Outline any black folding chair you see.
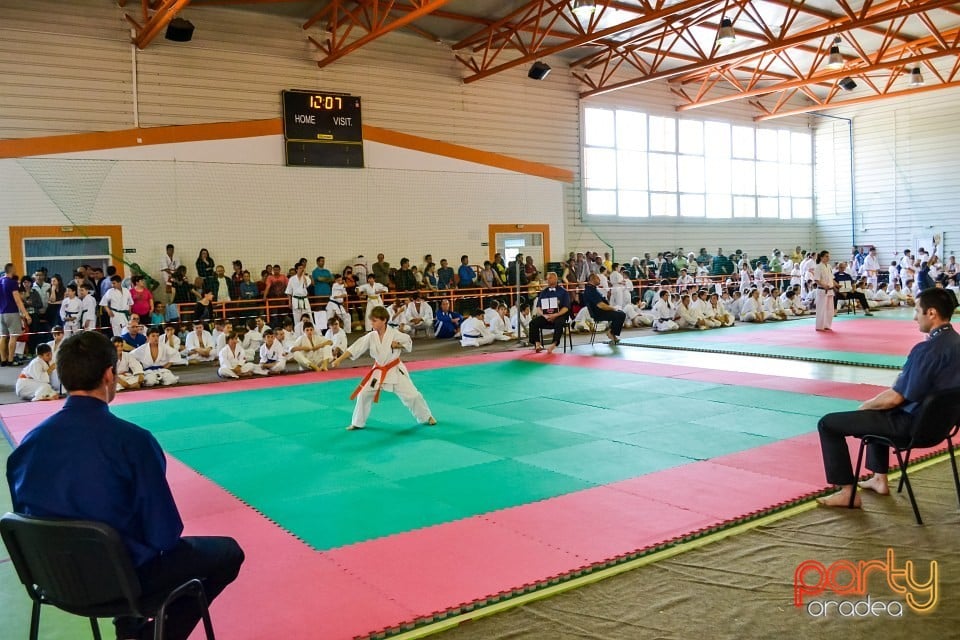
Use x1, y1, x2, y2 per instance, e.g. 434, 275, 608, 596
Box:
849, 387, 960, 524
0, 513, 215, 640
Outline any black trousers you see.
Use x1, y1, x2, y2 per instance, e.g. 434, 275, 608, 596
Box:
115, 536, 244, 640
817, 409, 914, 486
529, 313, 568, 346
834, 291, 870, 311
592, 308, 626, 336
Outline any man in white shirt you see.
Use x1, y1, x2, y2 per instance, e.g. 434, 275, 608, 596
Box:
100, 276, 133, 336
862, 246, 881, 291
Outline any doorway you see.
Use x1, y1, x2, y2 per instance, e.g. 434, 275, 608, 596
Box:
488, 224, 552, 275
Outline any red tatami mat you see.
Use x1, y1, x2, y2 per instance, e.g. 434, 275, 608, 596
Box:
2, 353, 936, 640
696, 317, 918, 355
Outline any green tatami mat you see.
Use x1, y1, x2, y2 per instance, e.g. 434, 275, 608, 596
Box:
619, 335, 905, 368
109, 360, 860, 550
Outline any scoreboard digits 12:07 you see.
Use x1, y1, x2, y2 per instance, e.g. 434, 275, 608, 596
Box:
281, 90, 364, 168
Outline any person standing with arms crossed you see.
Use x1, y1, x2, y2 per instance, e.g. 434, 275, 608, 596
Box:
814, 250, 836, 332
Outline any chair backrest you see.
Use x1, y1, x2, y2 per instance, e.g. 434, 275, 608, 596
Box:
909, 387, 960, 449
0, 513, 142, 616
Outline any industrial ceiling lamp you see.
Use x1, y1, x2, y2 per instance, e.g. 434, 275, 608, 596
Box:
716, 18, 735, 47
528, 61, 551, 80
572, 0, 597, 19
838, 77, 857, 91
826, 37, 843, 70
909, 66, 925, 87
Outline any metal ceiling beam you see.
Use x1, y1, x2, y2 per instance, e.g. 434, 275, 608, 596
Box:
679, 40, 960, 111
578, 0, 957, 98
454, 0, 719, 84
753, 77, 960, 121
126, 0, 193, 49
306, 0, 452, 68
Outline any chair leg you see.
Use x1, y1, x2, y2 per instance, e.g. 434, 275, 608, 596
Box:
897, 449, 913, 493
893, 449, 923, 525
850, 440, 866, 508
196, 587, 216, 640
29, 601, 40, 640
948, 438, 960, 509
90, 617, 102, 640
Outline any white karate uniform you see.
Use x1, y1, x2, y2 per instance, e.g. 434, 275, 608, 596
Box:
651, 299, 678, 332
488, 313, 515, 340
677, 303, 705, 329
15, 357, 58, 401
623, 302, 653, 327
324, 328, 348, 357
218, 343, 266, 378
815, 262, 836, 330
185, 330, 216, 362
132, 344, 180, 386
258, 340, 289, 374
115, 351, 145, 391
608, 270, 629, 309
386, 305, 408, 333
292, 334, 332, 370
710, 300, 734, 326
404, 301, 435, 337
241, 329, 263, 362
100, 288, 133, 336
799, 258, 815, 295
899, 255, 915, 287
357, 282, 388, 331
59, 297, 82, 335
740, 296, 764, 322
78, 294, 97, 331
346, 327, 432, 429
460, 316, 495, 347
762, 295, 785, 320
862, 254, 880, 290
509, 306, 531, 337
286, 274, 312, 316
326, 282, 351, 332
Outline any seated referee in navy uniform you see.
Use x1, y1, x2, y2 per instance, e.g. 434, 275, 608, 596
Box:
582, 273, 627, 344
6, 331, 244, 640
529, 272, 571, 354
817, 287, 960, 508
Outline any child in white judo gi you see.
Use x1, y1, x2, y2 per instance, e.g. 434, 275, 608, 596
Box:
15, 344, 58, 401
331, 305, 436, 432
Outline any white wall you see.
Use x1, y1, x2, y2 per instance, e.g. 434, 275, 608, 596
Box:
814, 86, 960, 264
0, 136, 564, 280
1, 0, 824, 269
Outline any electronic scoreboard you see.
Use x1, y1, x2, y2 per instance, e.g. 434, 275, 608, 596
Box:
281, 90, 364, 168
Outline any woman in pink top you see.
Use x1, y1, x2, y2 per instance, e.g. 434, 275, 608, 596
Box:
130, 275, 153, 318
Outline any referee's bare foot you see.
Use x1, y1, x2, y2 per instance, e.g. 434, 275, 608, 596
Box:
817, 488, 861, 508
426, 417, 437, 426
534, 343, 543, 353
546, 344, 557, 354
858, 475, 890, 495
346, 424, 365, 431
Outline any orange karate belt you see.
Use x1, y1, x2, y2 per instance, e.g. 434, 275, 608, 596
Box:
350, 357, 401, 403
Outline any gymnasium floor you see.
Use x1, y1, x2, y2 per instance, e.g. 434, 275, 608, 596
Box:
3, 308, 958, 639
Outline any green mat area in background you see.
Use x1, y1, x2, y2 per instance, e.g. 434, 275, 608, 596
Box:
109, 360, 859, 550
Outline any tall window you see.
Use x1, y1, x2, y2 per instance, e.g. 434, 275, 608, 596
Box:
582, 107, 814, 219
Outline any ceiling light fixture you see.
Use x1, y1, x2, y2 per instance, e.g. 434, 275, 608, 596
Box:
716, 18, 735, 47
528, 61, 551, 80
838, 77, 857, 91
572, 0, 597, 19
164, 17, 194, 42
826, 36, 843, 70
909, 66, 924, 87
